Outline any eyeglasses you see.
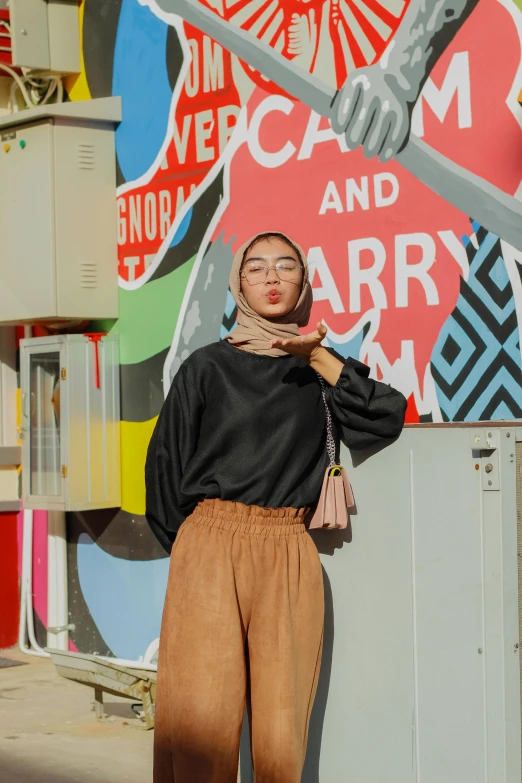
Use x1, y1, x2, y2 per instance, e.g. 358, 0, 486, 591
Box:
241, 259, 304, 286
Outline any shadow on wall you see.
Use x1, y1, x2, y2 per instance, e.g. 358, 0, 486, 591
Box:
302, 567, 335, 783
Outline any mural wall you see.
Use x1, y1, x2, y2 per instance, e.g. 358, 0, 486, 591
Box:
31, 0, 522, 659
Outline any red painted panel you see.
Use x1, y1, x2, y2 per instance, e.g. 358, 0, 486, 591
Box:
0, 513, 20, 648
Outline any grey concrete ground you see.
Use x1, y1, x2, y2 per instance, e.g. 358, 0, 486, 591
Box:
0, 648, 153, 783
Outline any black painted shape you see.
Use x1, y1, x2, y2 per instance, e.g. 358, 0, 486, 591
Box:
474, 235, 512, 309
441, 333, 461, 366
149, 170, 224, 282
33, 607, 47, 651
166, 24, 184, 92
481, 384, 522, 420
83, 0, 123, 99
67, 514, 115, 656
69, 509, 168, 561
115, 152, 126, 188
120, 348, 169, 423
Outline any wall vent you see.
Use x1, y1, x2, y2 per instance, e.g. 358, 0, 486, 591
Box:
80, 263, 97, 289
77, 144, 95, 170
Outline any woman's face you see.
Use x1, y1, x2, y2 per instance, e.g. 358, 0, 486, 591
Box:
239, 237, 303, 318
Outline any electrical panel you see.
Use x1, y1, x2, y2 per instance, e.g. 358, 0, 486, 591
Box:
20, 333, 121, 512
9, 0, 80, 73
0, 98, 121, 324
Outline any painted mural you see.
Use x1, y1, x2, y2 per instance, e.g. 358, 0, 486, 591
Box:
35, 0, 522, 659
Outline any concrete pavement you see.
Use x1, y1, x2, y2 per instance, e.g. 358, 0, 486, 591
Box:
0, 648, 153, 783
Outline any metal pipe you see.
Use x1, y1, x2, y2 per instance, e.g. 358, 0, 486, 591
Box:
19, 508, 49, 658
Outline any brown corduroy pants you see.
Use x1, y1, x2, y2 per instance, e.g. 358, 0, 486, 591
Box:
154, 498, 325, 783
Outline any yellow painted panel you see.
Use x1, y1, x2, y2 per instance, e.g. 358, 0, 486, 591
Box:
120, 417, 157, 515
64, 2, 92, 102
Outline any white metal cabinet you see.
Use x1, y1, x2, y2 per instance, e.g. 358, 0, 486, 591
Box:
238, 425, 521, 783
20, 334, 121, 511
0, 98, 121, 324
0, 119, 56, 322
10, 0, 80, 73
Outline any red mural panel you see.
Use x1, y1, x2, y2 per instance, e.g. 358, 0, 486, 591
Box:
117, 23, 241, 282
0, 513, 20, 648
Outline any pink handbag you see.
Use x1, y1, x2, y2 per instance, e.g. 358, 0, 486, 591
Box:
308, 372, 355, 530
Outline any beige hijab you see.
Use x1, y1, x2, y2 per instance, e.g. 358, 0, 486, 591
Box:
224, 231, 314, 357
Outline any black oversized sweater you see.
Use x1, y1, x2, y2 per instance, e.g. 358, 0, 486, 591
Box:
145, 339, 407, 554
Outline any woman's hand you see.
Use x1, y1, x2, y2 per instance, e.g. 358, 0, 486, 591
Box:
270, 321, 327, 362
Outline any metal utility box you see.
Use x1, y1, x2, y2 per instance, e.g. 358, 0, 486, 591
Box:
9, 0, 80, 73
20, 333, 121, 512
0, 98, 121, 324
239, 424, 522, 783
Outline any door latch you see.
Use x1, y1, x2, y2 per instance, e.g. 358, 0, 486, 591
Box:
470, 429, 500, 491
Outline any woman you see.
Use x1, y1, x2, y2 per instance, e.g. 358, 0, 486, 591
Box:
145, 231, 407, 783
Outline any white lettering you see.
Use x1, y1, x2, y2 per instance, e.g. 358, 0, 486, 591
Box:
297, 111, 349, 160
248, 95, 296, 169
195, 109, 215, 162
117, 197, 126, 245
319, 181, 344, 215
123, 256, 140, 282
185, 39, 199, 97
374, 172, 399, 208
318, 173, 399, 214
346, 177, 370, 212
159, 190, 172, 239
437, 229, 469, 280
129, 196, 142, 243
218, 105, 240, 153
348, 238, 388, 312
395, 232, 439, 307
203, 35, 224, 92
412, 51, 472, 137
307, 246, 345, 313
144, 192, 156, 241
173, 114, 192, 165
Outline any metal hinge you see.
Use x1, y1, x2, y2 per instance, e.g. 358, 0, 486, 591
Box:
61, 367, 67, 380
61, 465, 68, 478
469, 429, 501, 491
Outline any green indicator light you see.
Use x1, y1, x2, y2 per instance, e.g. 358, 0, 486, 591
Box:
19, 140, 26, 149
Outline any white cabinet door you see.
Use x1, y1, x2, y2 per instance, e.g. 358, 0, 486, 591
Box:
21, 342, 65, 509
0, 120, 55, 321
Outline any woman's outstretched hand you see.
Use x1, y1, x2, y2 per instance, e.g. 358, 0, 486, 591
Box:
270, 322, 327, 362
